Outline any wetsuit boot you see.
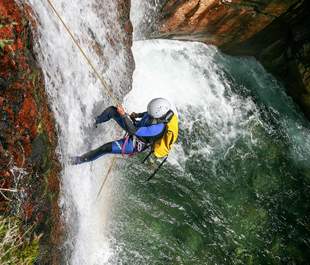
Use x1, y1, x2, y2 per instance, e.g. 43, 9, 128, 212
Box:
70, 142, 113, 165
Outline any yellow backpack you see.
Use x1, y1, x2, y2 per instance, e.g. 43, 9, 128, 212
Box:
153, 114, 179, 158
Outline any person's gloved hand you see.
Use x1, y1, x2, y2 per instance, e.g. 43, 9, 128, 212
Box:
116, 105, 126, 116
130, 112, 138, 119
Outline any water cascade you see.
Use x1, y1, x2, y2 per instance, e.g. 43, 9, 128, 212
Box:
25, 0, 131, 264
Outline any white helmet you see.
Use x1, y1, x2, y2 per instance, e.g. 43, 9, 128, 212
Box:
147, 98, 171, 118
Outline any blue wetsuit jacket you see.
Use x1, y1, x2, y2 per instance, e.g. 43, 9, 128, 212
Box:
109, 111, 166, 154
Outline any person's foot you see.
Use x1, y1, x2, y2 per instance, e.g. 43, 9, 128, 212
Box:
70, 156, 87, 165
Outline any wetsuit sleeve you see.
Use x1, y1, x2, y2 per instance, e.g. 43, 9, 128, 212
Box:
130, 111, 146, 120
122, 114, 138, 134
135, 123, 165, 138
136, 112, 146, 118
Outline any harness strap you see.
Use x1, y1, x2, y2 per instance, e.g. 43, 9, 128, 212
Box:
121, 135, 130, 157
121, 135, 148, 157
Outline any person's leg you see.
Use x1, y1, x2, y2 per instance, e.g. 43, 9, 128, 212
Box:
71, 138, 145, 165
71, 142, 113, 164
95, 106, 126, 130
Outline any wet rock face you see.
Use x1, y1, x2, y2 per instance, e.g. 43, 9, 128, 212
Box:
86, 0, 134, 99
157, 0, 297, 46
0, 0, 61, 263
220, 0, 310, 119
156, 0, 310, 119
115, 0, 135, 96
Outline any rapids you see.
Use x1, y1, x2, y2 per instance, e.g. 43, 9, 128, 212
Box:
112, 39, 310, 264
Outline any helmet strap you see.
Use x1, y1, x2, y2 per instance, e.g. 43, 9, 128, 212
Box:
157, 110, 174, 123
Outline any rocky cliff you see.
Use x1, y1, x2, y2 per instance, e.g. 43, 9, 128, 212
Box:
0, 1, 61, 263
154, 0, 310, 119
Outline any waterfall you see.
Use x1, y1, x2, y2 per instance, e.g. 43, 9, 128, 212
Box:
25, 1, 131, 264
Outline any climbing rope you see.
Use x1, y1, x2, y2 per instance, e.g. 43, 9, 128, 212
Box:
46, 0, 119, 105
96, 157, 117, 199
46, 0, 119, 196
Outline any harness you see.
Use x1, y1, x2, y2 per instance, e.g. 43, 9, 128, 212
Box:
121, 134, 147, 157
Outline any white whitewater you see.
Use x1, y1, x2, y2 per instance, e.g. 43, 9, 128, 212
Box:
25, 1, 129, 264
125, 40, 258, 167
118, 42, 310, 265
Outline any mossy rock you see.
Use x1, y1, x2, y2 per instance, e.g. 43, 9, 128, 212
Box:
0, 216, 40, 264
0, 39, 13, 53
30, 132, 51, 174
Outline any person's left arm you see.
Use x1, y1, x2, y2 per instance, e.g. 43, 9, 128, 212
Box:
117, 105, 138, 134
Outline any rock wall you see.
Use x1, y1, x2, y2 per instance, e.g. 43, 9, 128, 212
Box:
154, 0, 310, 119
0, 1, 61, 264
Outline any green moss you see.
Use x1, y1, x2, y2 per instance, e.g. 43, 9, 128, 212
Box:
0, 216, 40, 265
36, 121, 44, 134
0, 21, 17, 29
19, 239, 40, 264
0, 39, 13, 54
28, 69, 40, 89
28, 70, 42, 107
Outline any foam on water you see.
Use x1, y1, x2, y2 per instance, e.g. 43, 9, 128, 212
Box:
115, 39, 310, 264
124, 40, 258, 166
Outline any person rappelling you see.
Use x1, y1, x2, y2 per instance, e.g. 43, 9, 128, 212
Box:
70, 98, 178, 167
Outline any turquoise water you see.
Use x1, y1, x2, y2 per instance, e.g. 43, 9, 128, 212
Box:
110, 41, 310, 265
